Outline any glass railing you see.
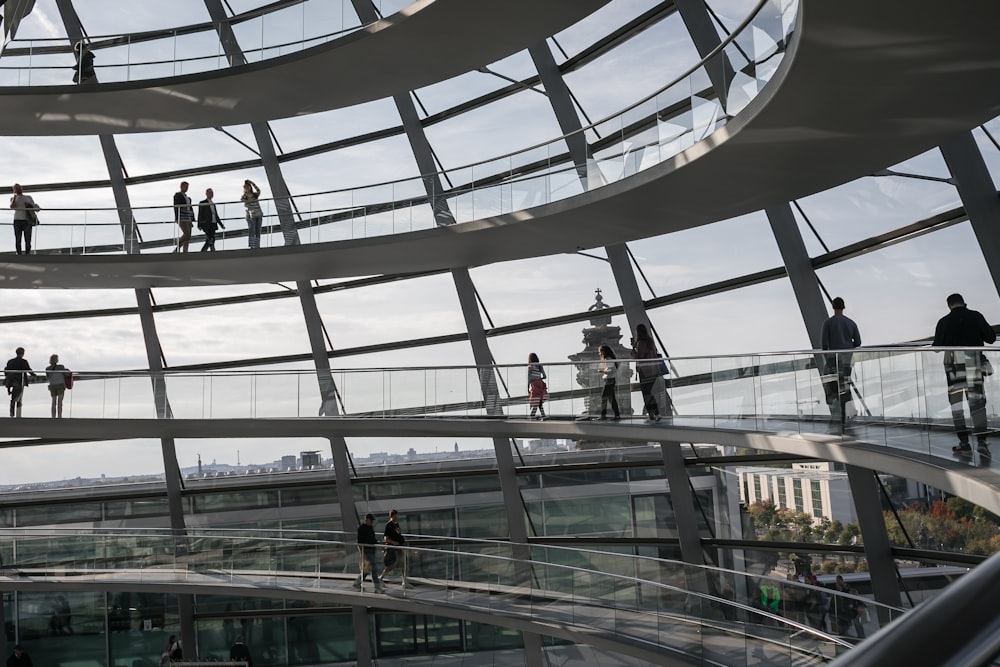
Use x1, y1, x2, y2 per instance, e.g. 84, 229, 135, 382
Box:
0, 527, 859, 661
6, 346, 998, 467
0, 0, 410, 86
407, 533, 907, 635
2, 0, 798, 256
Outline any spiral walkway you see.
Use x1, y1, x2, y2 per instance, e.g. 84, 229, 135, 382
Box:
0, 0, 998, 288
0, 0, 608, 136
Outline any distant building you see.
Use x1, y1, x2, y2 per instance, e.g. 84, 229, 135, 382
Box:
736, 462, 857, 525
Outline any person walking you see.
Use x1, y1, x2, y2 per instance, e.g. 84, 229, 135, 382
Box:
173, 181, 194, 253
933, 293, 996, 458
46, 353, 71, 418
71, 41, 96, 83
598, 344, 621, 420
197, 187, 225, 252
229, 635, 253, 667
241, 180, 263, 249
354, 513, 382, 592
631, 324, 663, 422
4, 346, 36, 418
527, 352, 548, 420
821, 296, 862, 429
10, 183, 38, 255
379, 509, 406, 586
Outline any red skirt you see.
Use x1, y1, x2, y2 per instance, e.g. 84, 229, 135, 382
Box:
528, 379, 549, 407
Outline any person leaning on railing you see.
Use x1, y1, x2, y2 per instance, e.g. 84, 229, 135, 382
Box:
9, 183, 38, 255
72, 41, 96, 84
4, 346, 36, 418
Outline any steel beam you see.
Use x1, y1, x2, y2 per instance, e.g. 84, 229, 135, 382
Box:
845, 465, 902, 614
940, 131, 1000, 299
674, 0, 734, 107
766, 203, 827, 348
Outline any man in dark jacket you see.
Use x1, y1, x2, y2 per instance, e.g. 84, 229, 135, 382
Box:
7, 645, 33, 667
933, 293, 996, 457
353, 513, 382, 592
229, 635, 252, 667
197, 188, 225, 252
4, 346, 35, 418
821, 296, 862, 428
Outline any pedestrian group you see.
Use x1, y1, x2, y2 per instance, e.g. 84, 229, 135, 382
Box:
173, 179, 264, 253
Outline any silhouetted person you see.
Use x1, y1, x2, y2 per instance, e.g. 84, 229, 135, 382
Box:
527, 352, 547, 420
173, 181, 194, 253
241, 180, 263, 249
72, 41, 95, 83
934, 293, 996, 458
7, 645, 32, 667
4, 346, 36, 418
9, 183, 37, 255
46, 353, 70, 418
354, 513, 382, 592
821, 296, 862, 429
631, 323, 664, 422
599, 345, 621, 420
229, 635, 252, 667
379, 509, 406, 585
197, 187, 225, 251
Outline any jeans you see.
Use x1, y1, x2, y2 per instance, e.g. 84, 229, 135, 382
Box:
247, 213, 263, 249
639, 375, 659, 419
356, 550, 380, 589
949, 383, 988, 445
13, 219, 31, 254
823, 358, 854, 424
600, 381, 620, 418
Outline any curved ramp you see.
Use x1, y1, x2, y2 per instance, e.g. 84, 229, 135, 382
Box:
0, 0, 607, 136
1, 0, 998, 287
4, 415, 1000, 515
0, 565, 837, 667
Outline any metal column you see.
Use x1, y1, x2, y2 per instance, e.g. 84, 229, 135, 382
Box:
845, 465, 902, 613
940, 131, 1000, 299
766, 203, 828, 348
674, 0, 734, 107
661, 442, 705, 565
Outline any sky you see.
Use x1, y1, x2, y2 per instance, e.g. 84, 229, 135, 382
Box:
0, 0, 998, 484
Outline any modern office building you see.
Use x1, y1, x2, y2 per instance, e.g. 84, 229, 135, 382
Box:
1, 1, 1000, 666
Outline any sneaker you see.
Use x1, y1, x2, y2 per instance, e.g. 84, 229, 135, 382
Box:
653, 414, 662, 422
352, 582, 362, 590
613, 415, 621, 421
978, 445, 991, 459
953, 443, 973, 456
599, 415, 608, 421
